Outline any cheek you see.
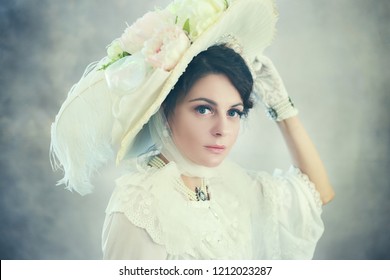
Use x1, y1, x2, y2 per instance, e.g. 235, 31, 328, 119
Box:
229, 122, 241, 145
172, 115, 206, 145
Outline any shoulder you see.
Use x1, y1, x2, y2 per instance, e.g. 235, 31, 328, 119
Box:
104, 163, 183, 247
105, 162, 175, 214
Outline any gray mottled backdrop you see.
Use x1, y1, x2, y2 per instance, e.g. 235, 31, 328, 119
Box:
1, 0, 389, 259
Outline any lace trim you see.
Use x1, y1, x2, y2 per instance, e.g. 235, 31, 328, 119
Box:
252, 171, 282, 259
111, 171, 165, 246
148, 155, 210, 202
105, 161, 323, 259
267, 166, 324, 259
106, 163, 252, 259
289, 166, 323, 211
250, 165, 324, 259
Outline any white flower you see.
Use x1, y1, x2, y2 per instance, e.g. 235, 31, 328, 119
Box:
142, 25, 191, 71
106, 39, 124, 60
120, 10, 176, 55
105, 53, 149, 92
169, 0, 229, 40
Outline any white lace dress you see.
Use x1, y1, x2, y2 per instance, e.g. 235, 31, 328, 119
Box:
102, 159, 324, 259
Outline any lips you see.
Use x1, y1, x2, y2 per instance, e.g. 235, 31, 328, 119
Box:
205, 145, 226, 154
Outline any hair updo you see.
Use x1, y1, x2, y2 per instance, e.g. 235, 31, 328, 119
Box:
163, 44, 254, 119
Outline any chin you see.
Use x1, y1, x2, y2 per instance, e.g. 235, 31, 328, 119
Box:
197, 156, 225, 168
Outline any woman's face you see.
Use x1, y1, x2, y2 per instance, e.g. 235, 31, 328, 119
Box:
168, 74, 244, 167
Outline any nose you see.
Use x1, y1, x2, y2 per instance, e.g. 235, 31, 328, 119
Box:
211, 115, 230, 137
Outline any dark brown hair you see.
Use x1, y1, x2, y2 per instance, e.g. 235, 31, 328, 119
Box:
163, 44, 254, 118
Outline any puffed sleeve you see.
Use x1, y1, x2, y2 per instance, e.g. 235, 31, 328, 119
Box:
102, 212, 167, 260
249, 166, 324, 259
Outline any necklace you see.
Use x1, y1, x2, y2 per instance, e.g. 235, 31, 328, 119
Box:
148, 155, 210, 201
175, 177, 210, 201
148, 155, 166, 169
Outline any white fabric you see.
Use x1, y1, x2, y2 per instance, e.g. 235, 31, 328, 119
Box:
253, 56, 290, 108
253, 56, 298, 121
102, 159, 324, 259
102, 213, 167, 259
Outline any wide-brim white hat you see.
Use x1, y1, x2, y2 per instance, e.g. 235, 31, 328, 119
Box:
50, 0, 277, 195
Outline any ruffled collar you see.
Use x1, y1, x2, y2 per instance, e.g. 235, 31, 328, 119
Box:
106, 160, 254, 259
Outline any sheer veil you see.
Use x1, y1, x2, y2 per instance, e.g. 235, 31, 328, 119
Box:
148, 108, 218, 178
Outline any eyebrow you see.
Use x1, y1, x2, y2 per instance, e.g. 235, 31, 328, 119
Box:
188, 97, 243, 108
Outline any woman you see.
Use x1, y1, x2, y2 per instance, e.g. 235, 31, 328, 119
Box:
51, 0, 334, 259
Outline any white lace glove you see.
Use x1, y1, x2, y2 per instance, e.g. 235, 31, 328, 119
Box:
253, 56, 298, 121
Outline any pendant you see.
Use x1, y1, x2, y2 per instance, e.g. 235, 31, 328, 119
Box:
195, 187, 208, 201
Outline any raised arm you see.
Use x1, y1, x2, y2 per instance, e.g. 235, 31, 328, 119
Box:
277, 116, 334, 204
253, 56, 334, 205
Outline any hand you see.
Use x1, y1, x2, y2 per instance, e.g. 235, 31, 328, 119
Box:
253, 56, 298, 121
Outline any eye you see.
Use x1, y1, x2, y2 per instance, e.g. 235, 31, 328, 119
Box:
195, 105, 212, 115
227, 109, 244, 118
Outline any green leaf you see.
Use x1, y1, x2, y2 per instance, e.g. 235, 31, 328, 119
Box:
183, 18, 190, 35
224, 0, 229, 8
98, 61, 114, 71
98, 52, 130, 71
119, 51, 130, 59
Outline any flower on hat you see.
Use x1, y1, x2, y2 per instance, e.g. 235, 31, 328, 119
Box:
169, 0, 229, 40
107, 39, 127, 60
101, 0, 230, 73
142, 25, 191, 71
120, 10, 176, 55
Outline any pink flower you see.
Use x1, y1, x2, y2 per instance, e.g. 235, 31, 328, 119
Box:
142, 25, 191, 71
120, 10, 175, 55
